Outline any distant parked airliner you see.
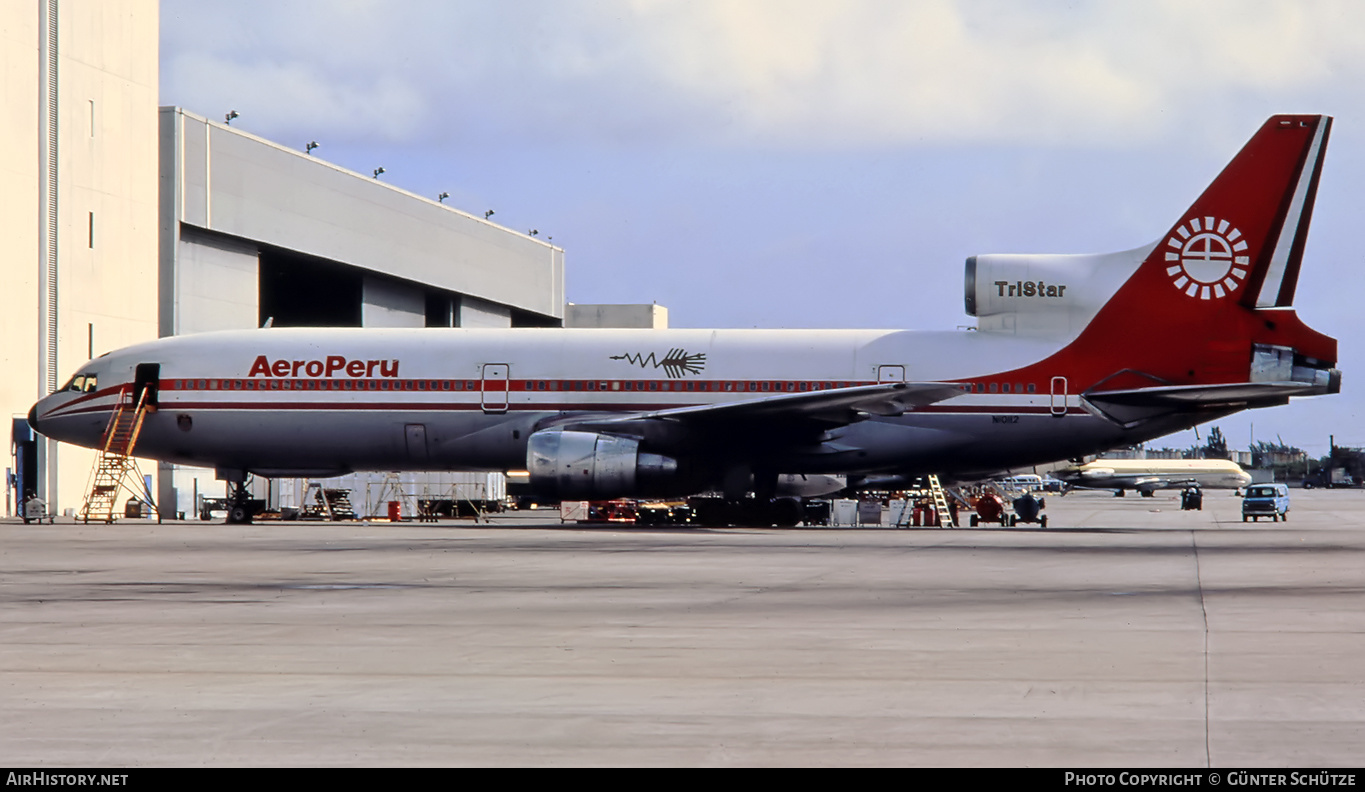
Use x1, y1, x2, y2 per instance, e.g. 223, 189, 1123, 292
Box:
1057, 458, 1253, 496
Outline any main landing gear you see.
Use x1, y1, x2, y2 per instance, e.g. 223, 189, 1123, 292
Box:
688, 496, 804, 527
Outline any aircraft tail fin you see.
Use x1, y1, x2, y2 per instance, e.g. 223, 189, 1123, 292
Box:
1005, 115, 1339, 408
1166, 115, 1330, 309
1099, 114, 1332, 323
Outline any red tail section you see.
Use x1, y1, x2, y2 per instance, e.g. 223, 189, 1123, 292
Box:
1011, 115, 1338, 398
1162, 114, 1330, 310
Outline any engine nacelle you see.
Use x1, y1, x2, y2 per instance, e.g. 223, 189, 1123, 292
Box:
775, 474, 846, 498
964, 246, 1151, 336
527, 430, 681, 500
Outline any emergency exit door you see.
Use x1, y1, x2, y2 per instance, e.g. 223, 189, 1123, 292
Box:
481, 364, 509, 413
1050, 376, 1068, 417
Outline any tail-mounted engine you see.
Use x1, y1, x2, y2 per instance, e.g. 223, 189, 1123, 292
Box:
527, 430, 682, 500
964, 248, 1149, 336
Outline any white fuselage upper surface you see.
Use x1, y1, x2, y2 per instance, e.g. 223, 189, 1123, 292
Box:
117, 325, 1065, 389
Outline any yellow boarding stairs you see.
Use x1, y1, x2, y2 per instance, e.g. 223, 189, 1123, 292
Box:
80, 386, 159, 523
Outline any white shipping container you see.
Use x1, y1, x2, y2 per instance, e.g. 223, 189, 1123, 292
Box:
275, 471, 509, 518
831, 499, 858, 526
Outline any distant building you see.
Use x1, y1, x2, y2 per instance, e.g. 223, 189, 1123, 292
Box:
566, 303, 669, 329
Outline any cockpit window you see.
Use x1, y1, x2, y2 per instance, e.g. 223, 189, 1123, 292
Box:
62, 374, 97, 393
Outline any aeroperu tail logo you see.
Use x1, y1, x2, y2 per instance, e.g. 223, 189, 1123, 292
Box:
610, 348, 707, 378
1165, 216, 1249, 300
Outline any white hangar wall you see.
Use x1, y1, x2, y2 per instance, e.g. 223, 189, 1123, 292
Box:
1, 0, 160, 517
159, 107, 565, 336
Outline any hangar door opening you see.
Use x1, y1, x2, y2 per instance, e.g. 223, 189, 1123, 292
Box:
258, 248, 363, 328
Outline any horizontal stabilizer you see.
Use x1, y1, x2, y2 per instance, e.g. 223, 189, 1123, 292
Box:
1084, 376, 1340, 428
1089, 378, 1338, 407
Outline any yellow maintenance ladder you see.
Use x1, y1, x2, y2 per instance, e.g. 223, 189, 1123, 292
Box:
927, 474, 957, 528
80, 386, 158, 523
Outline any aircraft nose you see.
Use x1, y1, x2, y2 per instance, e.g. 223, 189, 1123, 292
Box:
28, 403, 41, 435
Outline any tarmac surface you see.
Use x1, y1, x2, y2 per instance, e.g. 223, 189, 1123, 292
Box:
2, 488, 1364, 766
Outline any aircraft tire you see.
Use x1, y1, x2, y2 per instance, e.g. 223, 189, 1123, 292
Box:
1040, 515, 1048, 528
228, 505, 251, 524
769, 498, 802, 528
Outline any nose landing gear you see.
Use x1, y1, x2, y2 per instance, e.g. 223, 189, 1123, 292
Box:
224, 479, 263, 524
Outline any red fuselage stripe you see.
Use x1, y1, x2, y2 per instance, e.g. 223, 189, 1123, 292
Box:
41, 377, 1087, 420
160, 376, 1053, 398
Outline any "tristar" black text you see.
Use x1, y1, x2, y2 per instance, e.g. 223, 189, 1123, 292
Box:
996, 280, 1067, 298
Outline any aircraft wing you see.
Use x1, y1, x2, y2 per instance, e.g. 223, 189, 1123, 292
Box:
566, 381, 965, 429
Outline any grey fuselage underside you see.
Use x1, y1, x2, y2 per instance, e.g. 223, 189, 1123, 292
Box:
128, 406, 1209, 481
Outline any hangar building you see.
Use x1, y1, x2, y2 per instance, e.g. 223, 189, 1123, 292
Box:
156, 108, 564, 517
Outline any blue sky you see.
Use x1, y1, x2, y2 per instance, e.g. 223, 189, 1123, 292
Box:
159, 0, 1364, 455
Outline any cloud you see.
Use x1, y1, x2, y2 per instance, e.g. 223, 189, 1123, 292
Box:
160, 0, 1365, 149
627, 0, 1362, 147
166, 52, 426, 142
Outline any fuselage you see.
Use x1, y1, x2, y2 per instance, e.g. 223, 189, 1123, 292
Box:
30, 325, 1192, 487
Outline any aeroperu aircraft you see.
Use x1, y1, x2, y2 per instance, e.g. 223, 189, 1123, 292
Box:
31, 115, 1341, 523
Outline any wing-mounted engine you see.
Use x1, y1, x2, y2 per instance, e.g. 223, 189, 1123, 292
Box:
964, 246, 1152, 337
527, 429, 690, 500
